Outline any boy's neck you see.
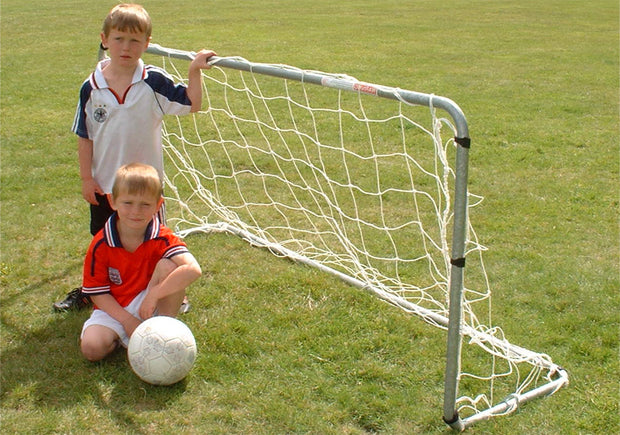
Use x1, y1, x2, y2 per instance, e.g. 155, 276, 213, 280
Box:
101, 61, 139, 98
102, 60, 138, 80
116, 220, 148, 252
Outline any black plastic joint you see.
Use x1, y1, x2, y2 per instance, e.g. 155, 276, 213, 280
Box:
450, 257, 466, 268
443, 412, 460, 425
455, 137, 471, 148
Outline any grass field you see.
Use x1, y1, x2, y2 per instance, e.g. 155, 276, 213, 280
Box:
1, 0, 618, 433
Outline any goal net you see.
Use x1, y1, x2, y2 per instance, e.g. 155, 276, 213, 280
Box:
143, 44, 568, 430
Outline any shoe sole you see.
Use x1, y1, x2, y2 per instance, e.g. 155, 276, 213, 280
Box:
179, 302, 191, 315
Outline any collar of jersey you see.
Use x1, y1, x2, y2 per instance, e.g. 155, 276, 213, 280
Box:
103, 212, 161, 248
92, 58, 147, 89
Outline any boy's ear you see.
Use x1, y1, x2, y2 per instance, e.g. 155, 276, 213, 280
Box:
157, 196, 164, 210
143, 35, 152, 51
100, 32, 108, 50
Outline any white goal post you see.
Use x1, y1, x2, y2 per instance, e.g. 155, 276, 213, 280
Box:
138, 43, 568, 431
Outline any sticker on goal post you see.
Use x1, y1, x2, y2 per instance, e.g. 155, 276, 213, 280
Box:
320, 77, 378, 96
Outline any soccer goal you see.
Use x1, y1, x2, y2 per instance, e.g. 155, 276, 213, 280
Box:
141, 43, 568, 431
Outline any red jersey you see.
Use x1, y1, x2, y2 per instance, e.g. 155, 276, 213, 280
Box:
82, 213, 189, 307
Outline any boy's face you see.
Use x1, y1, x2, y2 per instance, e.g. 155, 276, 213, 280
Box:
111, 190, 161, 232
101, 28, 150, 69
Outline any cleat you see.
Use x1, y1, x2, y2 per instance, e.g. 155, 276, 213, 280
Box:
179, 296, 191, 315
53, 288, 91, 312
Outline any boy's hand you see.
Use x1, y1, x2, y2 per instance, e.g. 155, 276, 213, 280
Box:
190, 49, 217, 71
187, 49, 216, 112
82, 178, 104, 205
139, 289, 159, 320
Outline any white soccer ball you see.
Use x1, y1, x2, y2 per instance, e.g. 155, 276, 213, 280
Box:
127, 316, 197, 386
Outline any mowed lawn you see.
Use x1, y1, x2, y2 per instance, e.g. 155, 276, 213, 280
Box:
1, 0, 618, 433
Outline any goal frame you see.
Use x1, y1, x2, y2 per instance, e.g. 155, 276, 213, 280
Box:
139, 43, 568, 431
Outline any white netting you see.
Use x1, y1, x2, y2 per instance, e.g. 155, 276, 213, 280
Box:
146, 51, 566, 425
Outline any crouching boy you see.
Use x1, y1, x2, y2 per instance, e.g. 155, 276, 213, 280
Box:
80, 162, 201, 361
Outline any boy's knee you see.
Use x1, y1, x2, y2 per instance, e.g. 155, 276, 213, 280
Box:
153, 258, 177, 280
80, 339, 107, 362
80, 329, 119, 362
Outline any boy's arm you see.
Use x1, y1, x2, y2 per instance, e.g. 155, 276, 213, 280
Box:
90, 293, 142, 337
78, 136, 104, 204
186, 49, 216, 112
139, 252, 202, 319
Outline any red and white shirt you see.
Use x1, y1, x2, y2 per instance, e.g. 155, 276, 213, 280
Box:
72, 58, 193, 193
82, 213, 189, 308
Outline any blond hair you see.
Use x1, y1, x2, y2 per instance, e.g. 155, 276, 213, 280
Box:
102, 4, 152, 38
112, 163, 163, 200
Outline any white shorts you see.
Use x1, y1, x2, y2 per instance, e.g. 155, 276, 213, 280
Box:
81, 289, 149, 347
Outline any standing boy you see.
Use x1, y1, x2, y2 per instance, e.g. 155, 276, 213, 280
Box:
54, 3, 215, 311
80, 163, 202, 362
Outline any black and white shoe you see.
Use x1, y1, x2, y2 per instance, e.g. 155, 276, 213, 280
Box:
53, 288, 91, 312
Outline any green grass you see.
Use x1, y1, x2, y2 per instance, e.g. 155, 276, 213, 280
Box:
1, 0, 618, 433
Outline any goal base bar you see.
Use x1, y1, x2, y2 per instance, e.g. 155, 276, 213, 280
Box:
176, 223, 569, 431
447, 367, 569, 431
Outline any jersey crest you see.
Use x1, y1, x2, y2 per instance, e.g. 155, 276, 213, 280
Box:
108, 267, 122, 285
93, 106, 108, 123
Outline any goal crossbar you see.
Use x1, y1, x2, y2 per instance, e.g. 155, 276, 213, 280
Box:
144, 43, 568, 431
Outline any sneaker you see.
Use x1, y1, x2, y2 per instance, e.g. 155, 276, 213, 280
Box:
53, 287, 91, 312
179, 296, 191, 315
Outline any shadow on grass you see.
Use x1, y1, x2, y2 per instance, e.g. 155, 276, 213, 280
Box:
1, 264, 187, 432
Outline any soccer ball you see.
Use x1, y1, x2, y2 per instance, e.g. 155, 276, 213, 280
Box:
127, 316, 197, 385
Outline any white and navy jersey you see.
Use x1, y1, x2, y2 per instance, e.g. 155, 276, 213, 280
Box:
72, 58, 192, 193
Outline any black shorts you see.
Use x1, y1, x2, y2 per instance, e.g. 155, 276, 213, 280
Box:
89, 193, 114, 236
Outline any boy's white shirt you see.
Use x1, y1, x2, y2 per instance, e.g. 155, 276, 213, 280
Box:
73, 58, 192, 193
